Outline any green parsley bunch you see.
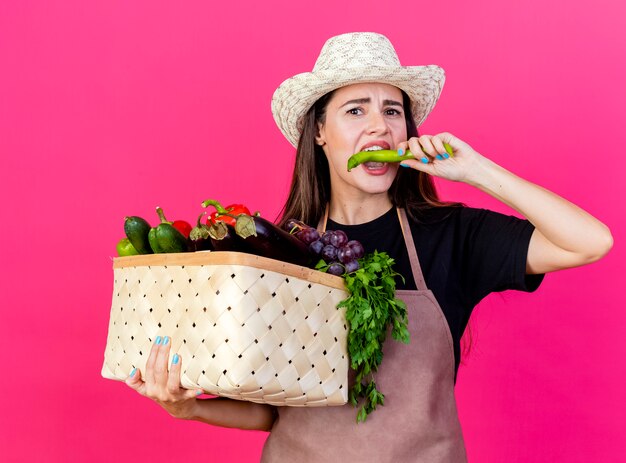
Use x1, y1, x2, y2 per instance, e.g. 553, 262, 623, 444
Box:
337, 251, 410, 423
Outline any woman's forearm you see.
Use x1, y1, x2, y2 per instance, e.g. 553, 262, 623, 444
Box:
186, 397, 277, 431
466, 156, 613, 261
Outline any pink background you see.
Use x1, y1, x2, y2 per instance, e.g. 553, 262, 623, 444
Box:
1, 0, 624, 461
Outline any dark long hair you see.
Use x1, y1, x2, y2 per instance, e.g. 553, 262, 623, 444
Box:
277, 89, 463, 228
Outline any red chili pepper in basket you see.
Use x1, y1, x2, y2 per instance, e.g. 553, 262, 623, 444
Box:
202, 199, 251, 228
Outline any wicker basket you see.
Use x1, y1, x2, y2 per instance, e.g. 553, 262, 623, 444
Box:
101, 251, 349, 406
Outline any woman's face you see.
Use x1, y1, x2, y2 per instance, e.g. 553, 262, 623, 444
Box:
316, 82, 408, 198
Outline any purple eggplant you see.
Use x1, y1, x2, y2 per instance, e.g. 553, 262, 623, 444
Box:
235, 214, 314, 267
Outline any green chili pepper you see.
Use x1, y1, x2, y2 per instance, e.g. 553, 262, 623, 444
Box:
347, 142, 454, 171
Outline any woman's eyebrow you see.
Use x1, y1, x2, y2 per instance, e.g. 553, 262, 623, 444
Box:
339, 98, 403, 108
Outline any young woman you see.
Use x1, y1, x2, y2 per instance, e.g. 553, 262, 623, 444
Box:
125, 33, 613, 462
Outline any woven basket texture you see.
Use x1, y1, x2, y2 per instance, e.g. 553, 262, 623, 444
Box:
102, 252, 349, 406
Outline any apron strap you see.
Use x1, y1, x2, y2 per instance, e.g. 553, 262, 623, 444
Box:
397, 208, 427, 291
316, 205, 427, 291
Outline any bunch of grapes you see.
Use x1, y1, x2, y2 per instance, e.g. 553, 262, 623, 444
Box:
284, 219, 365, 276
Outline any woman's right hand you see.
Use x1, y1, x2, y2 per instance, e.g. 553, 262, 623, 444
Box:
125, 336, 203, 420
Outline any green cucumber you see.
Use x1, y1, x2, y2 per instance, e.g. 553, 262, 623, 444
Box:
124, 216, 153, 254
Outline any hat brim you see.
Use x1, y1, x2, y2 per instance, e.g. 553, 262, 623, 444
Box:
271, 65, 445, 148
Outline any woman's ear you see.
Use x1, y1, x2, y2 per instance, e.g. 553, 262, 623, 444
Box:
315, 122, 326, 146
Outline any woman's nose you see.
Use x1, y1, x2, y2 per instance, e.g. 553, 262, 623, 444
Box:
366, 111, 389, 134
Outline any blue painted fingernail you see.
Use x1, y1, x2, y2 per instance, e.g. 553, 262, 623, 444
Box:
163, 336, 169, 345
400, 163, 410, 168
196, 390, 203, 396
436, 154, 443, 160
443, 153, 450, 159
130, 367, 136, 378
172, 354, 179, 365
155, 336, 162, 345
397, 148, 404, 156
421, 157, 429, 164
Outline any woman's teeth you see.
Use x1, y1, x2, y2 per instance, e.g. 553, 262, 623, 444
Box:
363, 145, 385, 152
359, 146, 389, 170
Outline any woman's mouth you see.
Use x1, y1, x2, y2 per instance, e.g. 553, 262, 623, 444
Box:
362, 161, 390, 175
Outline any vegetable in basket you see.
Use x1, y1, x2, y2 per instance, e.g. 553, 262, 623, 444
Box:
171, 218, 192, 239
116, 237, 139, 256
188, 212, 214, 251
202, 199, 251, 227
207, 220, 242, 251
200, 199, 314, 265
199, 199, 250, 251
233, 213, 314, 267
124, 216, 153, 254
147, 207, 189, 254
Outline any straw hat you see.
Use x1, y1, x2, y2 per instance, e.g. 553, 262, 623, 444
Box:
271, 32, 446, 148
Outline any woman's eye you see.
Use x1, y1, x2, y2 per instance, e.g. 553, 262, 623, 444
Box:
346, 107, 401, 116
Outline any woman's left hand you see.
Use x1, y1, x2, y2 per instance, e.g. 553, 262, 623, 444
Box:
396, 132, 484, 184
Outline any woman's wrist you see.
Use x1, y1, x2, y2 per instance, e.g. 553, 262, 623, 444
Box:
182, 397, 204, 421
463, 153, 507, 193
